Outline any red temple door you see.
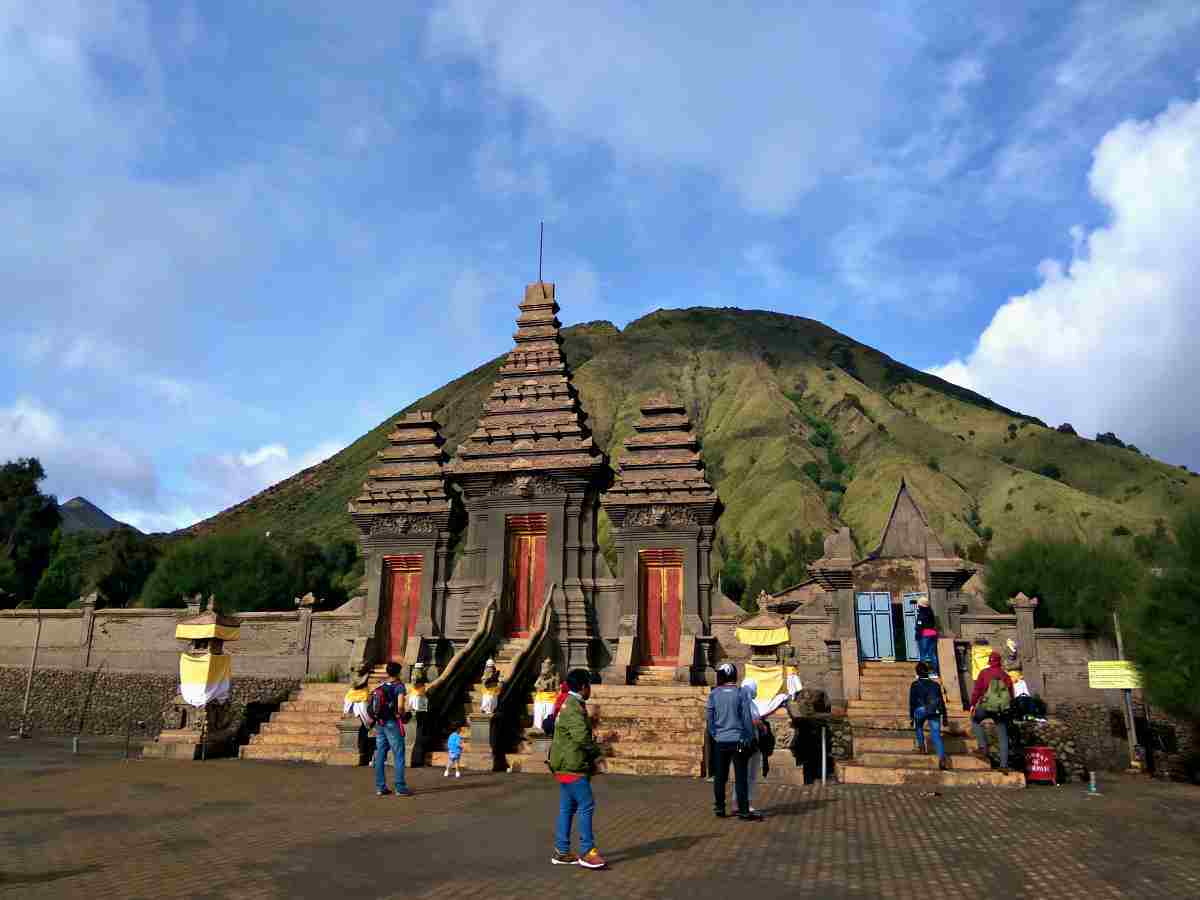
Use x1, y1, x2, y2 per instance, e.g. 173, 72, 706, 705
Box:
639, 549, 684, 666
384, 555, 422, 661
506, 514, 548, 637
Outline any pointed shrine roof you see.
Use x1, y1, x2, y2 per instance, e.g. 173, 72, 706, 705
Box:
450, 282, 606, 477
349, 411, 452, 518
872, 478, 946, 559
602, 394, 719, 510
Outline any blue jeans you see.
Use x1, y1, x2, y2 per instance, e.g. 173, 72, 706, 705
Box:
374, 721, 408, 792
555, 778, 595, 855
917, 635, 939, 672
914, 708, 945, 760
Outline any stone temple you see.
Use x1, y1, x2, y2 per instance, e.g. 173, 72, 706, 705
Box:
237, 280, 1120, 786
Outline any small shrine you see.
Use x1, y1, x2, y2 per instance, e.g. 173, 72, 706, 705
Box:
144, 604, 241, 760
734, 592, 795, 714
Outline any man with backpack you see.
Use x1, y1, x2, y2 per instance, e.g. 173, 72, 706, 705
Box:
368, 661, 412, 797
706, 663, 761, 822
970, 649, 1014, 773
910, 661, 948, 770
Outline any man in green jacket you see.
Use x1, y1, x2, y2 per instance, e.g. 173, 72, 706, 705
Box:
548, 668, 606, 869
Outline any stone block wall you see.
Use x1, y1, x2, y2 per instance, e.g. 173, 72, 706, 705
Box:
0, 605, 360, 679
0, 665, 299, 741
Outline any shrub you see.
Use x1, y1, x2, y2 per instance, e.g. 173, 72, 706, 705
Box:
820, 480, 846, 494
1125, 508, 1200, 717
828, 449, 846, 475
985, 536, 1142, 630
1004, 503, 1014, 512
801, 461, 822, 484
1112, 525, 1132, 537
1001, 455, 1015, 465
927, 457, 940, 472
1036, 463, 1063, 480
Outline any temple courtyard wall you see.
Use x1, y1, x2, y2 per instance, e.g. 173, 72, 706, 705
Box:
0, 599, 361, 678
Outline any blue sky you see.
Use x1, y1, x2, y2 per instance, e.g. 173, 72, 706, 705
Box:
2, 1, 1199, 532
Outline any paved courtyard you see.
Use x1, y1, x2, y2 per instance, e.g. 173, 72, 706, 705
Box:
2, 738, 1199, 900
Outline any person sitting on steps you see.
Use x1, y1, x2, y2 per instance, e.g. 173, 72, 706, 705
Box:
910, 661, 949, 771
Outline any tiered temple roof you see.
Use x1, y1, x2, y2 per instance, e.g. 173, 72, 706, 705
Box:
450, 282, 606, 477
349, 411, 452, 520
602, 394, 719, 516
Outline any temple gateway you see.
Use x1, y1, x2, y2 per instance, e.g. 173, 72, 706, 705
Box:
242, 281, 1064, 786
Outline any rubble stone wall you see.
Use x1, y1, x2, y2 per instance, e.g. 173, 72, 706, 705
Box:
0, 665, 299, 740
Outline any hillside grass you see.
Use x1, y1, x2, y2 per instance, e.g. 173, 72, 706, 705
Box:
187, 306, 1192, 574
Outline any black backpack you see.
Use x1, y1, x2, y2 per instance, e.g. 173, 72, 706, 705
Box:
368, 683, 398, 723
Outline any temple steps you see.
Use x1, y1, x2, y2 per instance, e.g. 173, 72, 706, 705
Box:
855, 732, 972, 754
631, 666, 678, 685
856, 750, 990, 770
240, 682, 348, 764
840, 762, 1025, 788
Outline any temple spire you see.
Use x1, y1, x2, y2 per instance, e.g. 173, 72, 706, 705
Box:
450, 282, 605, 477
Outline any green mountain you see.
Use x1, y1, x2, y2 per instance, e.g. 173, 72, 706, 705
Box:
58, 496, 137, 535
188, 307, 1198, 576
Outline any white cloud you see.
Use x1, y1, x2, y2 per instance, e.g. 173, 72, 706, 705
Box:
0, 396, 158, 505
428, 1, 922, 215
187, 439, 347, 516
742, 243, 792, 293
931, 97, 1200, 466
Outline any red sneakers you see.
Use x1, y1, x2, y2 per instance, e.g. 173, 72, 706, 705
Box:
578, 848, 607, 869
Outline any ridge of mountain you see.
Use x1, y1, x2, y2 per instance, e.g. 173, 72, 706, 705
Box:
59, 497, 138, 535
185, 306, 1198, 568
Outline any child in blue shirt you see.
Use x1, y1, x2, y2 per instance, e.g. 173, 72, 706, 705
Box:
444, 728, 464, 778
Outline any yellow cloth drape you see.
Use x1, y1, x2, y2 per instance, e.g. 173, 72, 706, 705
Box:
179, 651, 232, 707
735, 626, 789, 647
743, 663, 785, 703
175, 623, 240, 641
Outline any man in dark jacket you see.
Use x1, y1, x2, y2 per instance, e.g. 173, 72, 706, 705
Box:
970, 650, 1014, 772
548, 668, 606, 869
706, 663, 762, 822
909, 662, 948, 770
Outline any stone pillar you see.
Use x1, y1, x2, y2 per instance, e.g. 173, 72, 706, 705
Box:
78, 591, 98, 669
1009, 592, 1042, 696
295, 592, 316, 678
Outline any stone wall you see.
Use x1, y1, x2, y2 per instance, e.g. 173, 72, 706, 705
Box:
0, 604, 360, 678
0, 665, 299, 741
1037, 629, 1120, 703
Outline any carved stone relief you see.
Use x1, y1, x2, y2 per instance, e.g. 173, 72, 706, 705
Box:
369, 515, 435, 536
490, 474, 565, 497
625, 505, 698, 528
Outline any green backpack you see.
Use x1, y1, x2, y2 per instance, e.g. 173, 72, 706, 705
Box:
980, 676, 1011, 716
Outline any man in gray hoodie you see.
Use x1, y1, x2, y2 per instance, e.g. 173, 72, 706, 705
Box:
706, 663, 762, 821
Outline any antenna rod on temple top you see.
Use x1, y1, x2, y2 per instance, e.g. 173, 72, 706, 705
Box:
538, 220, 544, 283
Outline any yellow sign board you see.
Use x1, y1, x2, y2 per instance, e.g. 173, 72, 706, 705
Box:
1088, 660, 1143, 690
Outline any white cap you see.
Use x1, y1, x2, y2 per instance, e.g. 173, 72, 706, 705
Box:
717, 662, 736, 677
485, 658, 495, 667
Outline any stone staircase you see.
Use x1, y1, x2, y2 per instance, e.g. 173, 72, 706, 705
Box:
841, 662, 1024, 788
505, 682, 709, 777
492, 638, 529, 678
240, 681, 359, 765
241, 676, 483, 769
631, 665, 679, 685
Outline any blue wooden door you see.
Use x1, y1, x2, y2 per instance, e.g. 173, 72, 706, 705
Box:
855, 592, 894, 661
901, 593, 921, 661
